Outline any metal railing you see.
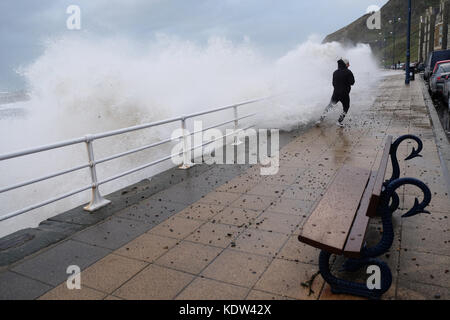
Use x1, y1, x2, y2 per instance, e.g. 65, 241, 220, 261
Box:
0, 96, 270, 222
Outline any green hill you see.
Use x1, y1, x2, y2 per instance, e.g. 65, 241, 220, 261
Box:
323, 0, 441, 67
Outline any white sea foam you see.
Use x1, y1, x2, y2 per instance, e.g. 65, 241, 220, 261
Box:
0, 34, 382, 237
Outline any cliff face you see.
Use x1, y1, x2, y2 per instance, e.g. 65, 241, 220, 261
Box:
323, 0, 441, 64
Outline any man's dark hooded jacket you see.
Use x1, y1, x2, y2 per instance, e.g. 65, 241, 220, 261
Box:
332, 59, 355, 97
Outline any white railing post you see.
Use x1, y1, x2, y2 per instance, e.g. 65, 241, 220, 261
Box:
179, 117, 194, 169
232, 105, 243, 146
83, 134, 111, 212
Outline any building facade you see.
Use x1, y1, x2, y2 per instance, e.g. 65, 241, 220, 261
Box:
434, 0, 450, 50
420, 7, 436, 62
418, 1, 450, 62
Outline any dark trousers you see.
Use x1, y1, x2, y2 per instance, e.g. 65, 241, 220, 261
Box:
320, 93, 350, 123
331, 93, 350, 113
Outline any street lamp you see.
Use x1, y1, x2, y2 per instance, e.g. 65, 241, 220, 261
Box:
389, 17, 401, 69
389, 31, 394, 68
377, 32, 382, 65
377, 32, 386, 68
405, 0, 412, 85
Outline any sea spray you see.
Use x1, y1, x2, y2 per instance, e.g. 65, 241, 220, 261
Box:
0, 34, 382, 237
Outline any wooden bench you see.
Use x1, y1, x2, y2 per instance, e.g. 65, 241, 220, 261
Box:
298, 135, 432, 299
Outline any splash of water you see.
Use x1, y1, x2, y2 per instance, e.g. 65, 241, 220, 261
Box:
0, 34, 382, 237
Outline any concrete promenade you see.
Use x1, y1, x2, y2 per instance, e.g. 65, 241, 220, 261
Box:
1, 73, 449, 300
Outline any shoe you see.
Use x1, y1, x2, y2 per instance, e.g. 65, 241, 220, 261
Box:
338, 112, 347, 123
336, 121, 344, 128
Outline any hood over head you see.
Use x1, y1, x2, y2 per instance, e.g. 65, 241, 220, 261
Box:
337, 59, 347, 69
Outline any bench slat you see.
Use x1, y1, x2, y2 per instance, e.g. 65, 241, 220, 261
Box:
298, 165, 371, 255
367, 135, 393, 217
343, 171, 377, 258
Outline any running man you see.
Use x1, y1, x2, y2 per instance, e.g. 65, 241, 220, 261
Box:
318, 58, 355, 127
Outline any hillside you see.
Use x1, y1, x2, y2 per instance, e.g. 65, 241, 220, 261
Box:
323, 0, 441, 66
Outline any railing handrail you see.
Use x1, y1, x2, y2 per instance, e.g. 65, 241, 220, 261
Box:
0, 96, 269, 162
0, 95, 272, 222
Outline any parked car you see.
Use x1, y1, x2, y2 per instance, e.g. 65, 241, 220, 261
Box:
442, 75, 450, 103
429, 62, 450, 97
440, 70, 450, 104
424, 49, 450, 80
428, 59, 450, 90
427, 60, 450, 87
432, 59, 450, 74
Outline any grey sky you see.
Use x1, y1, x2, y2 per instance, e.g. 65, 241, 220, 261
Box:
0, 0, 388, 91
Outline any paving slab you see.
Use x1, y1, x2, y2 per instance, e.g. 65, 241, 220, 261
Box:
112, 264, 194, 300
185, 222, 243, 248
78, 254, 148, 294
0, 228, 70, 267
252, 211, 304, 235
213, 207, 260, 227
201, 249, 272, 288
254, 259, 323, 300
0, 271, 52, 300
114, 233, 179, 262
399, 250, 450, 288
175, 277, 249, 300
147, 216, 204, 240
396, 280, 450, 300
277, 235, 320, 264
151, 184, 211, 205
11, 240, 110, 286
266, 198, 314, 216
116, 199, 186, 224
71, 217, 153, 250
38, 283, 107, 300
246, 183, 287, 197
198, 191, 242, 207
233, 228, 289, 257
155, 241, 222, 274
401, 220, 450, 256
231, 194, 276, 211
175, 203, 225, 221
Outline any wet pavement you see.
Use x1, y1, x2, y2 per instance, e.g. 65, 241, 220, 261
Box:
1, 73, 449, 300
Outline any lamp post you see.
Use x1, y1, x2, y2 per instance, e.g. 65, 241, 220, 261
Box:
377, 32, 387, 68
389, 17, 402, 69
378, 32, 383, 66
405, 0, 412, 85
